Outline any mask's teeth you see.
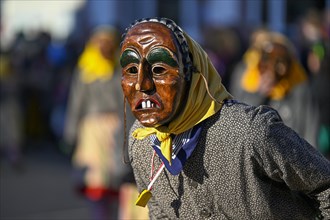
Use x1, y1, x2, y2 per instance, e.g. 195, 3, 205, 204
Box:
147, 100, 151, 108
142, 101, 146, 109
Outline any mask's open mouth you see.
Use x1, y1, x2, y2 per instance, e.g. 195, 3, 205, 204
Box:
136, 99, 161, 110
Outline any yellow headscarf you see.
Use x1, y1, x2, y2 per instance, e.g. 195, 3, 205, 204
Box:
241, 32, 307, 100
132, 32, 232, 164
78, 43, 115, 83
78, 27, 118, 84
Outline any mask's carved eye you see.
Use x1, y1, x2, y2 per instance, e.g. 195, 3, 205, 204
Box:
127, 66, 138, 74
152, 66, 166, 75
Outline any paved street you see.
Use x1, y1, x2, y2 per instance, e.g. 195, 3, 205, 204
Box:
0, 143, 90, 220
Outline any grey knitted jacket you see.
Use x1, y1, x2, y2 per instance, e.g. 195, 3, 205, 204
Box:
128, 100, 330, 219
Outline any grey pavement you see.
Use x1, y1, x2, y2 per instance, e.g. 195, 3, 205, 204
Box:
0, 143, 91, 220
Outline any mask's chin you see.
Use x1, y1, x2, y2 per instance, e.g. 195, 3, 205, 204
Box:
136, 112, 172, 128
136, 113, 159, 127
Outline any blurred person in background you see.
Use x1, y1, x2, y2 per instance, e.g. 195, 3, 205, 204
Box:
297, 8, 327, 79
64, 26, 143, 220
13, 30, 53, 145
230, 31, 319, 148
0, 49, 24, 170
310, 42, 330, 160
299, 8, 330, 159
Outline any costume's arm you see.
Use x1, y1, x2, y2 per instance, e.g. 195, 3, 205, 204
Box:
255, 108, 330, 218
63, 70, 86, 147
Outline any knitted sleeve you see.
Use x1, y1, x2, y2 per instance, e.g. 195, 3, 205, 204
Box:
252, 106, 330, 218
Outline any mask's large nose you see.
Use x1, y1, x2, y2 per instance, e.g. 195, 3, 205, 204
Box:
135, 59, 155, 92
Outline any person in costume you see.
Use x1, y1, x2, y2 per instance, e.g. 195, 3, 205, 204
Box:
229, 30, 319, 148
120, 17, 330, 219
64, 26, 138, 220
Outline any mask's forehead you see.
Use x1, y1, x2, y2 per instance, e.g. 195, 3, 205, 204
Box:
121, 18, 193, 81
122, 22, 178, 53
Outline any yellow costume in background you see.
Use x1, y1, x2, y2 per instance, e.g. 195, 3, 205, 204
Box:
240, 33, 307, 100
78, 42, 115, 84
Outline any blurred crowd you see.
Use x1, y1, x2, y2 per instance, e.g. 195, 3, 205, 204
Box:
0, 7, 329, 220
205, 8, 330, 159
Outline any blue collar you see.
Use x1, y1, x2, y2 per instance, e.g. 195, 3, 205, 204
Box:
150, 123, 203, 175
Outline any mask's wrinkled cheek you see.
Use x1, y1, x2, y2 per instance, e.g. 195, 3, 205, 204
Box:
121, 78, 136, 107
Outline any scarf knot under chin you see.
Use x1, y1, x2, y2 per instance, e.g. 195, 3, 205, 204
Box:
132, 127, 172, 164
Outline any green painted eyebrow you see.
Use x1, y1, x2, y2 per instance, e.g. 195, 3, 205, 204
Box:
147, 48, 178, 67
120, 49, 140, 68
